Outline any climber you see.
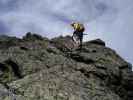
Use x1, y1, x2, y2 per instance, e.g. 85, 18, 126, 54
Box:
71, 22, 85, 49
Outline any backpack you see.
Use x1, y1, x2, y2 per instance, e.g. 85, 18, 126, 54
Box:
73, 23, 85, 32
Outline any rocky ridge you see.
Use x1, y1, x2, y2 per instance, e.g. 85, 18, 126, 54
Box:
0, 32, 133, 100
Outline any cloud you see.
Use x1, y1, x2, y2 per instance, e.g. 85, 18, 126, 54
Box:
0, 0, 109, 36
0, 20, 10, 34
0, 0, 133, 64
84, 0, 133, 64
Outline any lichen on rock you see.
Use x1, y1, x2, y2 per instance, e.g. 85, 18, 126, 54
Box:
0, 33, 132, 100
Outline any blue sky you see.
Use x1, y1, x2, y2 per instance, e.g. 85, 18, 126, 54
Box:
0, 0, 133, 65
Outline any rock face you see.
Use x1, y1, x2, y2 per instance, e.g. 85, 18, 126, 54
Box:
0, 33, 133, 100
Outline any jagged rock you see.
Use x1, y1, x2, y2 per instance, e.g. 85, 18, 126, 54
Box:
0, 34, 132, 100
86, 39, 105, 46
51, 35, 76, 52
23, 32, 46, 41
0, 35, 21, 49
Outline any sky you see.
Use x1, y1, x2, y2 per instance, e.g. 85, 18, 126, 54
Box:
0, 0, 133, 65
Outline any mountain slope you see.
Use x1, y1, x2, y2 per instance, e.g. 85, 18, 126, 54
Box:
0, 33, 133, 100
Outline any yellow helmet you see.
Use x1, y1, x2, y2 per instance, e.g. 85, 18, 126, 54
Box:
71, 22, 85, 32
